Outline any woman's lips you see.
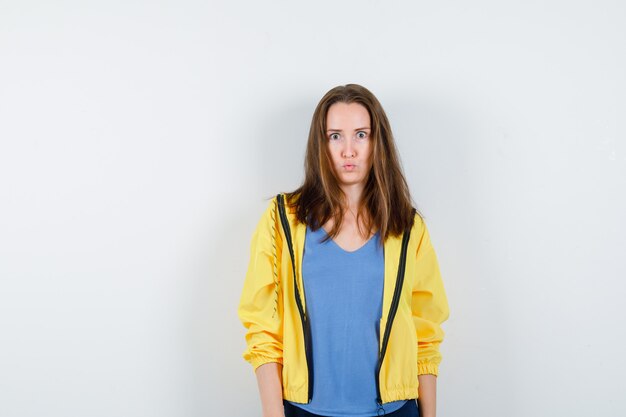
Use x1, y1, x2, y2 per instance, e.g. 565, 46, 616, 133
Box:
343, 164, 356, 171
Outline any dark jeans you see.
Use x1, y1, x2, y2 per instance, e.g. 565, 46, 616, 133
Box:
283, 399, 419, 417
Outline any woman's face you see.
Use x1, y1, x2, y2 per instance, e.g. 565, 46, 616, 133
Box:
325, 102, 373, 189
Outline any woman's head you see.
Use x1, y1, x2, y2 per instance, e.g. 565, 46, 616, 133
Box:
325, 100, 373, 191
288, 83, 421, 240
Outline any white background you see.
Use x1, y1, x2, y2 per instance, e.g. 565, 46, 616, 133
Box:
1, 1, 624, 416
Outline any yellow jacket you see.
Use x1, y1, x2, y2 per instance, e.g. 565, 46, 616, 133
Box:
237, 193, 450, 406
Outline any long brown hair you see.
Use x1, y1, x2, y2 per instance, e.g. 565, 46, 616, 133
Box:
285, 83, 423, 243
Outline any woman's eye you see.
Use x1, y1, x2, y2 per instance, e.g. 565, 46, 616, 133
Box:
330, 133, 340, 140
357, 131, 367, 139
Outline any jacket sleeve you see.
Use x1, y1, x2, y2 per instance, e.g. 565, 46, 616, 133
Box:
237, 197, 284, 371
411, 217, 450, 376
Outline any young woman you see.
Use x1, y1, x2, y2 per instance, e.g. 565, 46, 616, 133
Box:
238, 84, 450, 417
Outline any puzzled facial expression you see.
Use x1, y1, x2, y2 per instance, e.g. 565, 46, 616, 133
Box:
325, 102, 373, 188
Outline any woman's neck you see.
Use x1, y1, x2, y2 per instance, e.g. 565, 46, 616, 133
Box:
339, 183, 365, 212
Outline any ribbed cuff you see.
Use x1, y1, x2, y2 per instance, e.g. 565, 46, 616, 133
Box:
249, 354, 283, 371
417, 362, 439, 376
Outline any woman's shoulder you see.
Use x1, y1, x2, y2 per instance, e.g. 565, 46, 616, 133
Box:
257, 191, 300, 223
410, 208, 428, 236
259, 191, 296, 210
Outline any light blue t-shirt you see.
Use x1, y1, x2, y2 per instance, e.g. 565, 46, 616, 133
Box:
286, 224, 407, 416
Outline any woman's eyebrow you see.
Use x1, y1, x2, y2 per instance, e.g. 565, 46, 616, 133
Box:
326, 127, 371, 132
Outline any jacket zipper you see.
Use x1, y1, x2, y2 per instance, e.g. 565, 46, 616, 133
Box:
375, 216, 413, 413
277, 193, 314, 402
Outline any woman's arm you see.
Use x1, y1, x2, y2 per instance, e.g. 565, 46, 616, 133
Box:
411, 218, 450, 417
255, 362, 285, 417
238, 198, 285, 415
417, 374, 437, 417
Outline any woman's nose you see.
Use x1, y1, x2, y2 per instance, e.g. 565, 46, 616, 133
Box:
342, 139, 355, 158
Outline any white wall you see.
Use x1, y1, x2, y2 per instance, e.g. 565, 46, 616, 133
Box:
1, 1, 624, 416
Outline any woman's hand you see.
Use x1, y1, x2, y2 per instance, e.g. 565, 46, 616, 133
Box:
417, 374, 437, 417
255, 362, 285, 417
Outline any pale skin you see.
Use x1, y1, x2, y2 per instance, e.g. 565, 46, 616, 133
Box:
255, 102, 437, 417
